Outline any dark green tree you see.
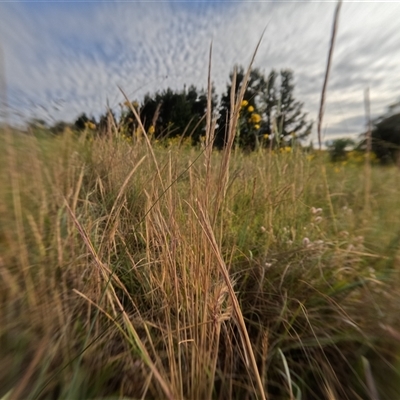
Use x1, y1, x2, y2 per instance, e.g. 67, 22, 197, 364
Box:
261, 70, 278, 138
370, 112, 400, 164
120, 85, 216, 144
216, 66, 266, 150
217, 67, 312, 150
327, 138, 355, 162
272, 69, 313, 147
50, 121, 71, 135
98, 110, 117, 136
73, 113, 96, 132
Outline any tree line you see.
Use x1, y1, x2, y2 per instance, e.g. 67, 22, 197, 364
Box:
327, 101, 400, 165
31, 65, 400, 163
71, 66, 313, 150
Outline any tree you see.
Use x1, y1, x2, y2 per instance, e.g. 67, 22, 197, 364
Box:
327, 138, 355, 162
261, 70, 278, 139
370, 112, 400, 164
216, 66, 266, 150
272, 69, 313, 147
120, 85, 216, 145
74, 113, 96, 132
27, 118, 48, 135
98, 109, 117, 136
216, 67, 312, 150
50, 120, 73, 135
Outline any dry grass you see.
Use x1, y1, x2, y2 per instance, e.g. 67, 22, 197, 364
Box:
1, 116, 400, 400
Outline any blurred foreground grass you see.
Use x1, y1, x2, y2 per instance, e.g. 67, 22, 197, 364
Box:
1, 129, 400, 399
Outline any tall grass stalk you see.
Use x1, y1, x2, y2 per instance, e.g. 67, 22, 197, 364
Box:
364, 87, 372, 215
317, 0, 342, 150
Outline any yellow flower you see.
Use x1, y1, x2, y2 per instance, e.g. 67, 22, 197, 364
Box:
135, 127, 142, 138
248, 105, 254, 113
124, 100, 139, 108
84, 121, 96, 130
241, 100, 248, 108
250, 113, 261, 124
148, 125, 155, 135
254, 124, 260, 130
306, 154, 315, 161
263, 134, 269, 140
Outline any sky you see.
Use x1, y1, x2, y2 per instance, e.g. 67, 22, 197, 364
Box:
1, 0, 400, 144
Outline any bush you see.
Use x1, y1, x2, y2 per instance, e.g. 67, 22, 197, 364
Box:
327, 138, 355, 162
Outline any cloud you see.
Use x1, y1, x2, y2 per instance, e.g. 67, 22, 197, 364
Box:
0, 0, 399, 143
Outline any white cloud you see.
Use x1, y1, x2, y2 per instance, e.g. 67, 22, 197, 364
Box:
0, 0, 399, 142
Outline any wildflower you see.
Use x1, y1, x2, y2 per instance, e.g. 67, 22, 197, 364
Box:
241, 100, 249, 108
84, 121, 96, 130
148, 125, 155, 135
254, 124, 260, 130
265, 262, 272, 269
311, 207, 322, 215
263, 134, 269, 140
314, 216, 323, 224
248, 105, 254, 113
135, 127, 142, 138
250, 113, 261, 124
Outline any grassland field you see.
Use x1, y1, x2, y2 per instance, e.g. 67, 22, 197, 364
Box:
1, 126, 400, 400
